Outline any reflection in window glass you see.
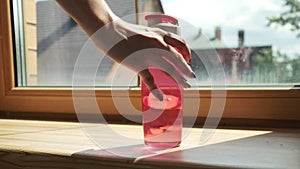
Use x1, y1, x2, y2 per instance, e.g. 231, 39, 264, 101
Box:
15, 0, 300, 87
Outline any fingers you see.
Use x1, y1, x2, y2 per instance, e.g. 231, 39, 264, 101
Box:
163, 44, 196, 79
164, 34, 191, 63
150, 28, 194, 79
155, 59, 192, 88
139, 70, 163, 101
152, 28, 191, 63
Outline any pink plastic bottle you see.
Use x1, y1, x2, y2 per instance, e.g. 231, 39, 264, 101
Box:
142, 14, 186, 148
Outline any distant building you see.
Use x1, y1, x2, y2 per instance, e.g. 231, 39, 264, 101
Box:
186, 27, 227, 50
185, 27, 272, 84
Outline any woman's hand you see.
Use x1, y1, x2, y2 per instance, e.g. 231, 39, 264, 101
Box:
56, 0, 196, 99
91, 20, 195, 94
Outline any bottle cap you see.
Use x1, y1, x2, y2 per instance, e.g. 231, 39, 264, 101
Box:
145, 14, 179, 25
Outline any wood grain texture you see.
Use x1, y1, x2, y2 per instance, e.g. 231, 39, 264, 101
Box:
0, 119, 299, 169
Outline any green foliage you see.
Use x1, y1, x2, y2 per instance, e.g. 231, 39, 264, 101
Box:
274, 50, 293, 82
290, 54, 300, 81
264, 0, 300, 83
267, 0, 300, 38
254, 48, 275, 72
247, 48, 277, 83
251, 48, 300, 83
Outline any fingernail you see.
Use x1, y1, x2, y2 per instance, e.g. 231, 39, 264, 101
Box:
191, 72, 196, 78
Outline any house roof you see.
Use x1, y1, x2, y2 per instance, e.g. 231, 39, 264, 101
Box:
185, 29, 227, 50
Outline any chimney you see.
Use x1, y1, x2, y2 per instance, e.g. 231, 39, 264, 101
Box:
238, 30, 244, 47
215, 26, 221, 40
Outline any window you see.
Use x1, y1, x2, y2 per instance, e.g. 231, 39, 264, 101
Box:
161, 0, 300, 87
15, 0, 141, 87
17, 0, 300, 88
1, 0, 300, 125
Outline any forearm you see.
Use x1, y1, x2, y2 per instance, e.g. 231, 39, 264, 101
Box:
56, 0, 119, 36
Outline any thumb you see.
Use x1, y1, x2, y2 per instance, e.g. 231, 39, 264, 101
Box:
139, 69, 163, 101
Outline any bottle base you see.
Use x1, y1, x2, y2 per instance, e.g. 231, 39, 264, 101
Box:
145, 141, 181, 149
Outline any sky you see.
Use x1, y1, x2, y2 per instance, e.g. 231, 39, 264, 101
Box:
36, 0, 299, 57
161, 0, 300, 58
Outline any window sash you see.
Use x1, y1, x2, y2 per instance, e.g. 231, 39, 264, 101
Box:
1, 0, 300, 124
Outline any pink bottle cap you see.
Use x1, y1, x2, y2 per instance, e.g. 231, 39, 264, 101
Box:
145, 14, 179, 25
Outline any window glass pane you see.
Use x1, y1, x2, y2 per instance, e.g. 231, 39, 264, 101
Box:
15, 0, 300, 87
16, 0, 163, 87
162, 0, 300, 87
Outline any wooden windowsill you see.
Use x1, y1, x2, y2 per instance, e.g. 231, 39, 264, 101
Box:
0, 119, 299, 169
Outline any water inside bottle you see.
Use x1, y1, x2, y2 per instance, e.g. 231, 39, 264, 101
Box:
142, 88, 182, 148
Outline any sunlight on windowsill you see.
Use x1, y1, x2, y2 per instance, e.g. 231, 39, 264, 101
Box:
0, 119, 299, 169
